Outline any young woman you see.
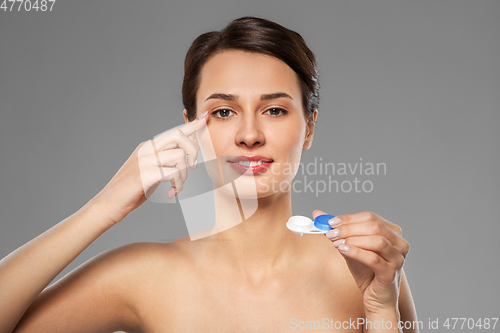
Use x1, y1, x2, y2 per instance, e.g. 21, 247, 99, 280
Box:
0, 16, 418, 332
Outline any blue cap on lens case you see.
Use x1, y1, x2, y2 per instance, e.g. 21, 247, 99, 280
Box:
314, 214, 335, 231
286, 214, 335, 236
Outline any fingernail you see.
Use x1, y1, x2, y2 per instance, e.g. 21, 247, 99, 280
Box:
329, 217, 341, 227
197, 111, 208, 119
332, 239, 345, 248
326, 228, 339, 239
193, 158, 198, 169
338, 244, 350, 252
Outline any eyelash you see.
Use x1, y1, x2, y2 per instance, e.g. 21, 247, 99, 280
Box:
210, 108, 289, 119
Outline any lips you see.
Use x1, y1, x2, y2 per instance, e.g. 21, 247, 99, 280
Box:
228, 155, 273, 163
228, 155, 273, 174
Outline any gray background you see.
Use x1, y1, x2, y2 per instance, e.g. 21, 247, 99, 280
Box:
1, 0, 499, 330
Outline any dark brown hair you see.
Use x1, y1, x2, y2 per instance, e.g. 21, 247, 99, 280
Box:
182, 16, 320, 124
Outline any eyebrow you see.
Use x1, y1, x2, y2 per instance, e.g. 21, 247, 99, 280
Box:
204, 92, 293, 102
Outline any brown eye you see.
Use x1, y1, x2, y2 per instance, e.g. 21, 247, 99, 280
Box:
211, 109, 234, 118
265, 108, 288, 117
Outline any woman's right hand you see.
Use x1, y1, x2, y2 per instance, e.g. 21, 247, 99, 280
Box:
90, 111, 209, 226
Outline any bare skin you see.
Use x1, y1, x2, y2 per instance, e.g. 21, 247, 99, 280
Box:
1, 50, 418, 333
128, 234, 366, 332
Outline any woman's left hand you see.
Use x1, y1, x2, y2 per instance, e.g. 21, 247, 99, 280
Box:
313, 210, 410, 315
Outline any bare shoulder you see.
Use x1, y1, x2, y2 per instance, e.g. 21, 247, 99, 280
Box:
79, 241, 194, 298
14, 241, 185, 333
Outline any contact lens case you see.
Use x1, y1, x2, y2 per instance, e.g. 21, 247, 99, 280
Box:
286, 214, 336, 236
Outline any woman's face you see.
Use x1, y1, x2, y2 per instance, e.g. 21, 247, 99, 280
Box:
186, 49, 316, 198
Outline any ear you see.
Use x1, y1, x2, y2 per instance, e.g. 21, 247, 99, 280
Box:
302, 108, 318, 150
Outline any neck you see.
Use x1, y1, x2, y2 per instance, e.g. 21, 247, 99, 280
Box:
197, 188, 305, 281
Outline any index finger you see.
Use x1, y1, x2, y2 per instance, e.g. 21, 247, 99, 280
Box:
313, 210, 380, 226
153, 111, 209, 148
335, 211, 402, 234
179, 111, 209, 137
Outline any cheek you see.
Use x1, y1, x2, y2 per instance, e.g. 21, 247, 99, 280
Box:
196, 125, 222, 161
275, 128, 305, 161
209, 130, 232, 155
202, 125, 238, 161
270, 124, 306, 180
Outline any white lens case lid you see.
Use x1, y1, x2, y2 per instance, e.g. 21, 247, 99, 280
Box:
286, 215, 328, 235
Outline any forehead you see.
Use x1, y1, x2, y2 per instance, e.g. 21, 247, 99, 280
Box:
197, 50, 301, 100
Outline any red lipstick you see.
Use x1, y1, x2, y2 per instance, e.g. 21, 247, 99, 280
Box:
228, 155, 273, 174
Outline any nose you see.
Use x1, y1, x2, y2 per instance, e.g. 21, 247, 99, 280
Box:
235, 113, 265, 148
